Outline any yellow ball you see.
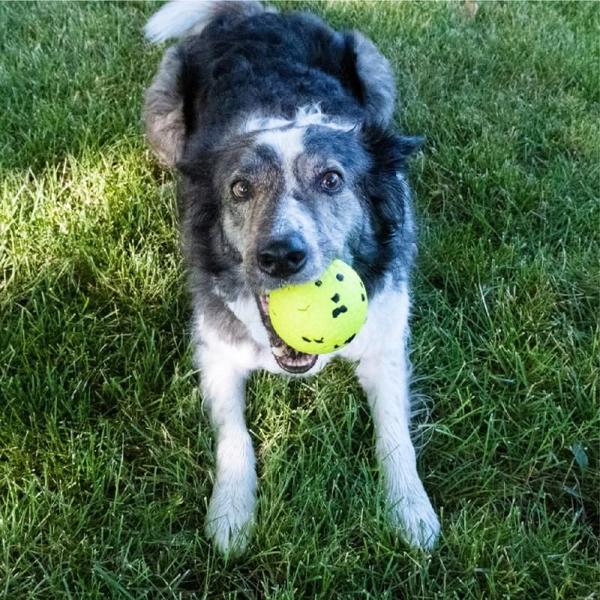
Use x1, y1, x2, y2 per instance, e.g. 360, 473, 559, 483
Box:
268, 259, 368, 354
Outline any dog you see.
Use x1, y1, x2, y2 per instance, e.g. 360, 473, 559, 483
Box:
143, 0, 440, 554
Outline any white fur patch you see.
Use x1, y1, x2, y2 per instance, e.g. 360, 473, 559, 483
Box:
341, 280, 410, 363
350, 284, 440, 550
145, 0, 274, 44
145, 0, 225, 43
255, 126, 305, 180
225, 295, 271, 350
192, 309, 258, 554
204, 427, 256, 555
241, 104, 356, 135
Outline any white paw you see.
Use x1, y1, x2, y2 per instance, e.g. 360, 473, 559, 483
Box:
388, 491, 440, 551
205, 480, 256, 555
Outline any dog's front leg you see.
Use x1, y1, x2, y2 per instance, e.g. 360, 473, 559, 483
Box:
357, 351, 440, 550
199, 351, 256, 555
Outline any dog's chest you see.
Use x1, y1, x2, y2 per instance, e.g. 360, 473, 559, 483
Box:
224, 284, 409, 376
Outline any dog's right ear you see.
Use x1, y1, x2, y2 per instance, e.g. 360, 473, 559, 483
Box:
143, 46, 186, 167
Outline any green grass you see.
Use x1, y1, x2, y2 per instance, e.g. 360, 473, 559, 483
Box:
1, 1, 598, 597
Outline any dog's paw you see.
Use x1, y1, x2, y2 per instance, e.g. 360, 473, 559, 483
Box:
388, 491, 440, 551
205, 480, 255, 556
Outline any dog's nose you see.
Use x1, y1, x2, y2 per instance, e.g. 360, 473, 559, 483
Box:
257, 233, 308, 277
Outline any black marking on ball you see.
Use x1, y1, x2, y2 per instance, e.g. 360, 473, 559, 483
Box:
315, 280, 322, 287
336, 273, 344, 281
302, 336, 311, 343
344, 334, 356, 345
334, 344, 339, 349
313, 337, 324, 344
361, 293, 365, 302
332, 305, 348, 318
331, 293, 340, 303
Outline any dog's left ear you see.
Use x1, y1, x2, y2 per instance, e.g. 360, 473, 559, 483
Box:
339, 31, 399, 126
361, 125, 424, 174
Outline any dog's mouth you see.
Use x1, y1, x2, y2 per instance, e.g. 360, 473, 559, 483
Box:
256, 294, 318, 374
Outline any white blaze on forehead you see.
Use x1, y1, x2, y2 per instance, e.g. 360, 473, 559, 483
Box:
255, 126, 305, 180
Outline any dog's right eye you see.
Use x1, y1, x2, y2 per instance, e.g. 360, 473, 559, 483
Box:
320, 171, 343, 193
231, 179, 252, 200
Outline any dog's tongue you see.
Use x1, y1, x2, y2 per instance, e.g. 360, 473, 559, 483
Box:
257, 294, 318, 374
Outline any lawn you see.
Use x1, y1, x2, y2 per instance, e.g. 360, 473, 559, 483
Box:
1, 1, 598, 597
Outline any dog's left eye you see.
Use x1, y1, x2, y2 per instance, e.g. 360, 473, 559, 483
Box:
231, 179, 252, 200
320, 171, 343, 192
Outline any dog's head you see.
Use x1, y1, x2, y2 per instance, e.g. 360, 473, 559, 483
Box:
178, 113, 421, 294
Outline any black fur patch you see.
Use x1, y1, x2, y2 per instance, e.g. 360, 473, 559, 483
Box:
178, 11, 366, 134
350, 125, 422, 294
